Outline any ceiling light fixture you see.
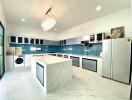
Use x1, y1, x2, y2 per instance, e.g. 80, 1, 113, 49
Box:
96, 6, 102, 11
41, 7, 56, 31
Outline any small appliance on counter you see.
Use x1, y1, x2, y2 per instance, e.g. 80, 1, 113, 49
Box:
15, 47, 22, 55
6, 47, 15, 55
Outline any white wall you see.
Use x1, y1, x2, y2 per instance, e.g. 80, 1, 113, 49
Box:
57, 8, 131, 40
0, 1, 9, 71
0, 2, 6, 27
7, 8, 131, 42
131, 0, 132, 27
7, 23, 57, 42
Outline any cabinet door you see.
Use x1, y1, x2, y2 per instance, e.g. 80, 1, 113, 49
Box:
57, 54, 63, 57
70, 56, 80, 67
102, 39, 112, 78
66, 39, 71, 45
44, 40, 57, 45
112, 38, 131, 84
36, 63, 44, 86
18, 37, 23, 43
25, 55, 32, 67
82, 58, 97, 72
35, 39, 39, 44
66, 38, 81, 45
64, 55, 68, 58
10, 36, 16, 43
24, 38, 29, 44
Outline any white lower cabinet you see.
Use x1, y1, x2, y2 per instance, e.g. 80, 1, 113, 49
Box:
6, 55, 14, 71
25, 55, 32, 67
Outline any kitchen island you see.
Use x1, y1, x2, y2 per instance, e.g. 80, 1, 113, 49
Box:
31, 55, 72, 94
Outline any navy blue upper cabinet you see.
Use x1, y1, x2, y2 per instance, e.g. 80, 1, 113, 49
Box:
18, 37, 23, 43
96, 33, 104, 42
59, 40, 66, 46
35, 39, 39, 44
40, 39, 44, 45
24, 38, 29, 44
30, 38, 34, 44
10, 36, 16, 43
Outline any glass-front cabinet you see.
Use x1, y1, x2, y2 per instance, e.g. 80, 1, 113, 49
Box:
0, 22, 4, 79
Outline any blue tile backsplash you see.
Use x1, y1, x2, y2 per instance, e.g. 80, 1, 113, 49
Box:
10, 43, 102, 56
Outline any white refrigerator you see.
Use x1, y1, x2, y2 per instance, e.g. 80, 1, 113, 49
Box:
102, 38, 131, 84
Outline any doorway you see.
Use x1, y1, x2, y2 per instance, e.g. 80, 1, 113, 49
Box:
0, 21, 5, 79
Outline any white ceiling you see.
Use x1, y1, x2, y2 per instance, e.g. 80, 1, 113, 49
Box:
1, 0, 130, 33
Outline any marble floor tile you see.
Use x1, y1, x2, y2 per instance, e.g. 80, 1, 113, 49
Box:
0, 67, 131, 100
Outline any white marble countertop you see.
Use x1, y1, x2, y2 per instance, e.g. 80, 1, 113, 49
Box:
26, 53, 102, 60
51, 53, 102, 60
36, 55, 71, 65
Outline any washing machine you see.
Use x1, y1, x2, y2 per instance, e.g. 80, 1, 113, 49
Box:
14, 55, 25, 68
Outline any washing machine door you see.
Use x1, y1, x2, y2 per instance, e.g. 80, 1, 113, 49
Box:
15, 57, 24, 64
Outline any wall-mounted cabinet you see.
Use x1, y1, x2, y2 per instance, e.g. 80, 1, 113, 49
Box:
9, 36, 60, 46
89, 33, 105, 44
96, 33, 104, 42
40, 39, 44, 45
18, 37, 23, 44
59, 40, 66, 45
44, 40, 57, 45
35, 39, 39, 45
30, 38, 34, 44
10, 36, 16, 43
90, 35, 95, 43
24, 38, 29, 44
66, 37, 82, 45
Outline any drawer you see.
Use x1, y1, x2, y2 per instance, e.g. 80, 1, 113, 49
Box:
64, 55, 68, 58
70, 56, 80, 67
49, 54, 56, 56
57, 54, 63, 57
82, 58, 97, 72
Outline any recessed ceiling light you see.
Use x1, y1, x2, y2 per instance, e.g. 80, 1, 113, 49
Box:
96, 6, 102, 11
21, 18, 26, 22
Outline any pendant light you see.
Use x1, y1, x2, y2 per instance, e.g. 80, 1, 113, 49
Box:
41, 7, 56, 31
